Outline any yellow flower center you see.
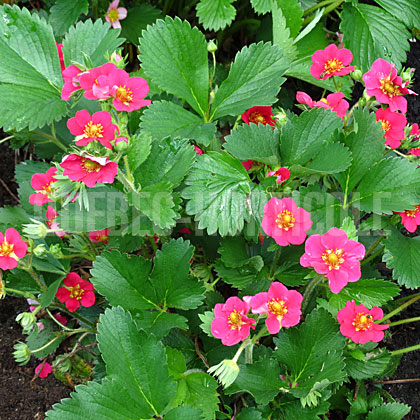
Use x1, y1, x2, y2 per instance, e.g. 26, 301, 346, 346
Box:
81, 158, 101, 173
319, 98, 329, 104
379, 119, 391, 133
250, 112, 266, 124
107, 8, 120, 23
324, 58, 344, 74
405, 206, 420, 217
380, 79, 400, 97
0, 241, 14, 257
83, 121, 104, 139
69, 284, 84, 301
268, 299, 288, 318
116, 85, 133, 105
352, 312, 373, 332
276, 210, 295, 231
322, 248, 345, 270
228, 310, 243, 330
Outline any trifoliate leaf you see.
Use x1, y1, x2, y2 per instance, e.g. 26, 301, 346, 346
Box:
196, 0, 236, 31
49, 0, 88, 37
374, 0, 420, 29
345, 350, 392, 380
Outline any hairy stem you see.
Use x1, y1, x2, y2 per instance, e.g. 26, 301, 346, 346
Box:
379, 294, 420, 324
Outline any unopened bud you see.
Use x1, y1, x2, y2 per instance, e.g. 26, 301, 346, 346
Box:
23, 220, 48, 239
13, 342, 31, 365
49, 244, 63, 259
350, 69, 363, 81
208, 359, 240, 388
401, 68, 415, 83
16, 312, 37, 333
115, 136, 129, 151
207, 39, 217, 53
33, 244, 47, 258
274, 108, 288, 127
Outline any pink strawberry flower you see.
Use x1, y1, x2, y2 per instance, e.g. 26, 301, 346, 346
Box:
35, 361, 52, 379
54, 313, 68, 326
267, 167, 290, 184
60, 154, 118, 187
242, 106, 276, 127
108, 68, 151, 112
56, 272, 95, 312
115, 136, 128, 145
300, 227, 366, 294
67, 110, 118, 150
363, 59, 413, 114
211, 297, 256, 346
296, 91, 349, 118
395, 205, 420, 233
61, 65, 83, 101
375, 108, 407, 148
194, 145, 203, 155
337, 300, 389, 344
29, 167, 57, 206
46, 207, 66, 238
310, 44, 354, 79
241, 160, 254, 171
248, 282, 302, 334
56, 43, 65, 72
89, 229, 110, 244
261, 197, 313, 246
179, 227, 192, 234
0, 229, 27, 270
408, 124, 420, 155
105, 0, 127, 29
79, 62, 117, 100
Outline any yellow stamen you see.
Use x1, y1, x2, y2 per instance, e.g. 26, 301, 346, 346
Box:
228, 310, 243, 330
275, 210, 295, 231
0, 241, 14, 257
81, 158, 101, 173
322, 248, 345, 270
116, 85, 133, 105
324, 58, 344, 75
268, 299, 288, 318
83, 121, 104, 139
380, 79, 400, 97
352, 312, 373, 331
69, 284, 84, 301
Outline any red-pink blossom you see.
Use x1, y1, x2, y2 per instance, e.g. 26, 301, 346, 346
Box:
46, 207, 66, 238
60, 154, 118, 187
35, 362, 52, 379
375, 108, 406, 149
108, 68, 151, 112
241, 160, 253, 171
261, 197, 313, 246
267, 167, 290, 184
89, 229, 110, 244
363, 59, 413, 113
310, 44, 354, 79
67, 110, 118, 150
105, 0, 127, 29
296, 91, 349, 118
179, 227, 191, 234
79, 62, 117, 100
337, 300, 389, 344
0, 229, 27, 270
115, 136, 128, 145
194, 145, 203, 155
54, 313, 68, 326
242, 106, 276, 127
211, 297, 256, 346
61, 65, 83, 101
56, 43, 65, 72
56, 272, 95, 312
300, 227, 366, 294
29, 167, 57, 206
395, 205, 420, 233
248, 282, 302, 334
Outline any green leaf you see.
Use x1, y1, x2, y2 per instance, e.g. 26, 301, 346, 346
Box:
165, 406, 205, 420
49, 0, 88, 37
274, 309, 346, 398
276, 0, 303, 39
120, 4, 162, 45
236, 408, 263, 420
271, 2, 298, 61
250, 0, 272, 14
135, 311, 188, 340
210, 42, 289, 120
198, 311, 215, 337
366, 403, 411, 420
280, 108, 343, 166
140, 101, 216, 147
151, 238, 205, 310
328, 279, 400, 309
133, 137, 196, 188
340, 3, 411, 71
0, 5, 66, 131
0, 206, 31, 230
27, 322, 64, 358
223, 123, 280, 167
127, 132, 152, 173
374, 0, 420, 29
346, 350, 392, 380
62, 19, 123, 68
226, 358, 282, 404
182, 151, 252, 236
276, 397, 330, 420
39, 278, 62, 308
139, 17, 209, 117
97, 308, 176, 416
196, 0, 236, 31
218, 236, 264, 271
214, 259, 265, 290
383, 229, 420, 289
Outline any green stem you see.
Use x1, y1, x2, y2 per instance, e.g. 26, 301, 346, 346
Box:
245, 342, 253, 364
365, 235, 386, 257
31, 335, 62, 354
361, 246, 385, 266
269, 247, 282, 279
391, 343, 420, 356
51, 303, 96, 329
118, 171, 137, 193
232, 339, 251, 363
386, 147, 410, 159
46, 308, 79, 332
21, 266, 48, 291
388, 316, 420, 327
32, 130, 67, 152
31, 329, 93, 354
304, 0, 337, 15
123, 155, 134, 183
5, 288, 37, 299
394, 292, 420, 304
303, 0, 344, 26
379, 294, 420, 324
302, 275, 324, 312
81, 232, 98, 258
343, 103, 359, 127
57, 253, 95, 261
252, 325, 268, 344
0, 135, 15, 144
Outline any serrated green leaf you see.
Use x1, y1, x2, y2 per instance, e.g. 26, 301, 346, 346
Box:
39, 278, 62, 308
214, 259, 262, 289
276, 0, 303, 39
302, 142, 352, 174
329, 279, 400, 309
223, 123, 280, 167
340, 3, 411, 71
127, 132, 152, 173
250, 0, 272, 14
196, 0, 236, 31
274, 309, 346, 398
218, 236, 263, 272
0, 5, 66, 130
346, 350, 392, 380
272, 2, 298, 61
165, 406, 205, 420
374, 0, 420, 29
133, 137, 196, 188
151, 238, 205, 310
0, 206, 31, 231
199, 311, 215, 337
140, 101, 216, 147
383, 229, 420, 289
236, 408, 263, 420
62, 19, 123, 68
49, 0, 88, 36
366, 403, 411, 420
139, 17, 209, 117
182, 151, 251, 236
27, 322, 64, 358
210, 42, 289, 120
280, 108, 343, 166
135, 311, 188, 340
276, 396, 330, 420
120, 4, 162, 45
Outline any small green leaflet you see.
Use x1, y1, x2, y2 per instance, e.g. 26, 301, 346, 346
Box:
49, 0, 88, 37
196, 0, 236, 31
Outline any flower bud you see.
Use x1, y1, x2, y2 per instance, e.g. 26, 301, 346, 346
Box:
49, 244, 64, 259
23, 220, 48, 239
208, 359, 240, 388
109, 51, 126, 69
33, 244, 47, 258
401, 68, 415, 83
274, 108, 288, 127
13, 342, 31, 365
16, 311, 37, 333
207, 39, 217, 53
115, 136, 129, 151
350, 69, 363, 81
